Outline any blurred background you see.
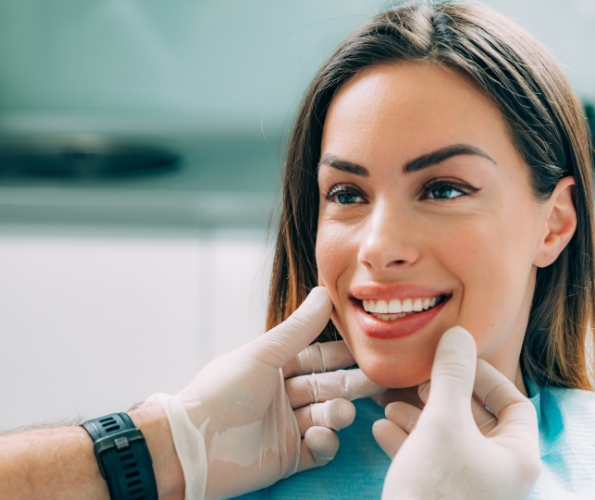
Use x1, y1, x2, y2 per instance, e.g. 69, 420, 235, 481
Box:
1, 0, 595, 430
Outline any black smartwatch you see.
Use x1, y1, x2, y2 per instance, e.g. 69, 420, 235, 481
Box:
82, 413, 158, 500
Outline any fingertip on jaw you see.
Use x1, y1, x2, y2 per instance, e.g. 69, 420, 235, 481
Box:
439, 326, 476, 355
305, 286, 332, 309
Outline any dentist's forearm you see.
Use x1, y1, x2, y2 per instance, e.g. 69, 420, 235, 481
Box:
0, 404, 184, 500
0, 423, 110, 500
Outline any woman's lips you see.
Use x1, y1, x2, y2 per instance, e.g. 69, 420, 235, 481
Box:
351, 295, 450, 339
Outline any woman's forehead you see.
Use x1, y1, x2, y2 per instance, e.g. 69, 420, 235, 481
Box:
321, 62, 515, 171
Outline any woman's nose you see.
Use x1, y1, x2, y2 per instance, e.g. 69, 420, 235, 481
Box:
357, 201, 420, 272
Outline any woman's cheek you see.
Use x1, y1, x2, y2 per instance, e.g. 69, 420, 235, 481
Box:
439, 227, 527, 357
315, 222, 356, 287
316, 222, 362, 346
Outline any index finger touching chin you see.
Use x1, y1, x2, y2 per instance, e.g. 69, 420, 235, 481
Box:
286, 369, 386, 409
283, 341, 356, 378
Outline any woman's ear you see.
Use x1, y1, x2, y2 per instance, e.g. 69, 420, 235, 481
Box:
534, 176, 577, 268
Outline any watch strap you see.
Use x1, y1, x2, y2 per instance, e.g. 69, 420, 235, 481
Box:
82, 413, 158, 500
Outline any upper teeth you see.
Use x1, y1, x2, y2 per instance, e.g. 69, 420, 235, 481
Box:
363, 297, 437, 314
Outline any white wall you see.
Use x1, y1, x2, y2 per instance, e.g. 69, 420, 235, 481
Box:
0, 227, 271, 430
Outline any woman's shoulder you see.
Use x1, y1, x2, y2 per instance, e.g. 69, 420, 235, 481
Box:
534, 383, 595, 422
529, 384, 595, 499
531, 382, 595, 443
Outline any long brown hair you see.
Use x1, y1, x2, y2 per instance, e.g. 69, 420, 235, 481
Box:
267, 0, 595, 389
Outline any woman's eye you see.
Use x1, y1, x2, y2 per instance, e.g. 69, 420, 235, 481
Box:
336, 192, 363, 204
424, 183, 466, 200
326, 187, 365, 205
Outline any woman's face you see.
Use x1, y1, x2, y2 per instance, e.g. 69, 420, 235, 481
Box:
316, 62, 549, 389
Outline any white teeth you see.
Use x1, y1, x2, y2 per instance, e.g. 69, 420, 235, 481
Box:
362, 295, 445, 319
388, 299, 402, 313
372, 312, 408, 321
376, 299, 388, 313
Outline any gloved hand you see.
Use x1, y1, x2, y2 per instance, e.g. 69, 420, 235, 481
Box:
373, 326, 541, 500
147, 287, 385, 499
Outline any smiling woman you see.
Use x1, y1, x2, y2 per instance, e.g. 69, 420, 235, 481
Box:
315, 61, 577, 391
242, 1, 595, 499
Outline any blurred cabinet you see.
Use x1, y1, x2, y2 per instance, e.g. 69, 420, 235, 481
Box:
0, 228, 270, 430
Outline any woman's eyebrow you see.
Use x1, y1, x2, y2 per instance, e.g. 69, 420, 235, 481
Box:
404, 144, 497, 172
318, 154, 369, 177
318, 144, 496, 177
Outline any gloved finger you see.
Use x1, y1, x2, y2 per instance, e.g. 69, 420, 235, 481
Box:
372, 387, 424, 410
372, 419, 407, 458
418, 380, 498, 435
473, 361, 541, 482
385, 401, 421, 434
473, 397, 498, 435
294, 398, 356, 436
297, 427, 339, 471
473, 359, 538, 439
250, 287, 333, 370
283, 341, 355, 378
424, 326, 477, 413
417, 380, 430, 404
286, 368, 386, 409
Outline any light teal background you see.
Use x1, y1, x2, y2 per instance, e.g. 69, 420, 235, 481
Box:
1, 0, 594, 135
0, 0, 387, 134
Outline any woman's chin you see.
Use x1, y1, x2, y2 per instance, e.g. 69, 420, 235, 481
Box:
356, 356, 432, 389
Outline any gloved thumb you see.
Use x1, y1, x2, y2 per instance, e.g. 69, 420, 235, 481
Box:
424, 326, 477, 413
251, 287, 333, 369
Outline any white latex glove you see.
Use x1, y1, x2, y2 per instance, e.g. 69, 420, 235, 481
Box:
373, 326, 541, 500
147, 287, 385, 499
